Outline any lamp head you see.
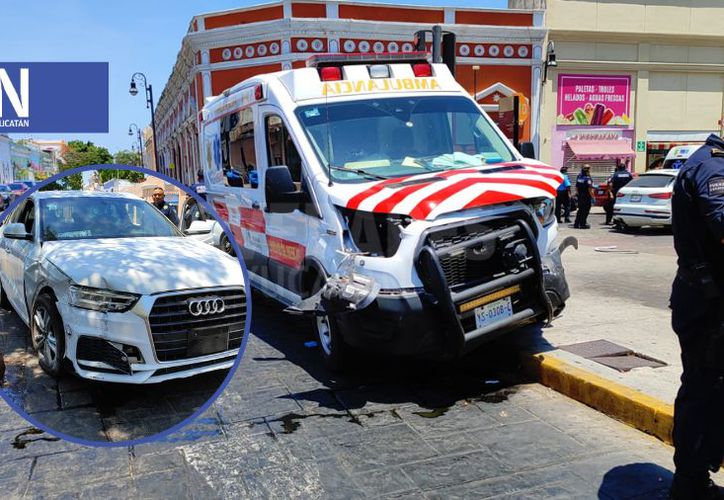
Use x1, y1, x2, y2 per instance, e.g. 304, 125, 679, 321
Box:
129, 81, 138, 96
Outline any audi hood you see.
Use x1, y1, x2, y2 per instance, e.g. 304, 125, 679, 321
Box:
329, 161, 563, 221
41, 237, 243, 295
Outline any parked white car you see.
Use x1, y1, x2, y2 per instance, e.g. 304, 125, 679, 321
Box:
613, 169, 679, 229
179, 196, 236, 256
0, 191, 246, 383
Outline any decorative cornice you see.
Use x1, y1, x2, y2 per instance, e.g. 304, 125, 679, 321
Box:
551, 29, 724, 47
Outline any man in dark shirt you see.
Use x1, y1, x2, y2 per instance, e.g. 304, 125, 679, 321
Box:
604, 162, 634, 225
574, 164, 594, 229
151, 187, 179, 226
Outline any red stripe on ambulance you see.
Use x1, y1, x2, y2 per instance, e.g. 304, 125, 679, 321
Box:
409, 177, 557, 220
239, 207, 266, 232
266, 235, 306, 269
463, 190, 524, 210
212, 201, 229, 221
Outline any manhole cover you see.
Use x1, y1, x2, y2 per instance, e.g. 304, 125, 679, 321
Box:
559, 339, 667, 373
559, 339, 632, 358
590, 354, 667, 372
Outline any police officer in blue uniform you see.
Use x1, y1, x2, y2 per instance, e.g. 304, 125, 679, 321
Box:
669, 133, 724, 499
605, 162, 634, 225
151, 187, 179, 226
574, 164, 594, 229
556, 166, 572, 224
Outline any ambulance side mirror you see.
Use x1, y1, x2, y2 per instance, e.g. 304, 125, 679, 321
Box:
265, 166, 307, 213
519, 142, 536, 160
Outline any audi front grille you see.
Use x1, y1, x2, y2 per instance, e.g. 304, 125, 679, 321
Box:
148, 288, 246, 362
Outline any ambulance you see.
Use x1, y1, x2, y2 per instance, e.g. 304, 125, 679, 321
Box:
200, 52, 574, 369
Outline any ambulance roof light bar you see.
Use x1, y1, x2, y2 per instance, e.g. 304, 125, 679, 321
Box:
306, 51, 430, 69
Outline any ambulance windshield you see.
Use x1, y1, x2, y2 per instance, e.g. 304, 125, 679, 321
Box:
295, 96, 517, 183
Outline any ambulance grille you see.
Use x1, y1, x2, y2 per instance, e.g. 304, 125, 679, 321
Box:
148, 288, 246, 362
425, 217, 536, 290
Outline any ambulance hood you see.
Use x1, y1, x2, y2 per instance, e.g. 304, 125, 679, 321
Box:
328, 160, 563, 221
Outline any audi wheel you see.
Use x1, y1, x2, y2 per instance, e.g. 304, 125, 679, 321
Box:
31, 294, 66, 378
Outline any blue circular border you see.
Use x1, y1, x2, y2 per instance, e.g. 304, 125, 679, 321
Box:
0, 164, 252, 448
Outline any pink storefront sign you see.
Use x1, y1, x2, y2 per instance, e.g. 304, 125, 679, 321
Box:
557, 75, 631, 127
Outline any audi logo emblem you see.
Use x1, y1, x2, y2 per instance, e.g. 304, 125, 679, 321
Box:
188, 297, 225, 316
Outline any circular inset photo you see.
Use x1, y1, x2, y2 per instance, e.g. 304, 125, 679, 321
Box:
0, 165, 249, 445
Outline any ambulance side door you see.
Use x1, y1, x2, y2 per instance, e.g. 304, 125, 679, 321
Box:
259, 108, 314, 297
220, 106, 268, 277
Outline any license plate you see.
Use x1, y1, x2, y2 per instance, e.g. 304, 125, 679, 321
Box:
187, 326, 229, 357
474, 296, 513, 330
630, 194, 641, 202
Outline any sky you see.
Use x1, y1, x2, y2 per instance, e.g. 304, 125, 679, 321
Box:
1, 0, 508, 154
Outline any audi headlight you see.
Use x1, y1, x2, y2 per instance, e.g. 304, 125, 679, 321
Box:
68, 285, 140, 313
527, 198, 555, 226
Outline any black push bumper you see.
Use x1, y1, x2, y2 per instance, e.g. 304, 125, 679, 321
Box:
336, 213, 572, 359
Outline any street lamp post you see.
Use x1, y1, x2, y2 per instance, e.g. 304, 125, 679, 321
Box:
128, 123, 143, 167
472, 65, 480, 102
129, 73, 159, 173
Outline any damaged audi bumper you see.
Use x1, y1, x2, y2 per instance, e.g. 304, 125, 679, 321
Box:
57, 288, 244, 384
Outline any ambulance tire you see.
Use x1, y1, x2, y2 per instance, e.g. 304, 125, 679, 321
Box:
313, 313, 352, 372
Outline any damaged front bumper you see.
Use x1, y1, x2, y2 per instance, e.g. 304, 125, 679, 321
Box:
287, 220, 576, 360
60, 302, 238, 384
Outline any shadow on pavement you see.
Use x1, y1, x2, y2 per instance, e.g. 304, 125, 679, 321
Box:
250, 291, 553, 415
597, 462, 672, 499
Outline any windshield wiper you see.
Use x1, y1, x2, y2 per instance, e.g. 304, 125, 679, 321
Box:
329, 165, 388, 181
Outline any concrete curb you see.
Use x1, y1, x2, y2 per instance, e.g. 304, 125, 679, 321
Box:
523, 352, 675, 445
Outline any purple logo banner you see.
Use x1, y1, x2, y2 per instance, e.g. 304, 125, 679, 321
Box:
0, 62, 108, 133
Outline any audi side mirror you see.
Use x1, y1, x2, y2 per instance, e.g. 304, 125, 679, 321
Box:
3, 223, 32, 240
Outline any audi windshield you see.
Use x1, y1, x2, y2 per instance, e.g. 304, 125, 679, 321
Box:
295, 96, 517, 183
40, 197, 182, 241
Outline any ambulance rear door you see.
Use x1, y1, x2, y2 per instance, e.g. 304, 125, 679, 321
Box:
218, 106, 269, 277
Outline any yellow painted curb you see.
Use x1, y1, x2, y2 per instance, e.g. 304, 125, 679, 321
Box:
523, 352, 675, 445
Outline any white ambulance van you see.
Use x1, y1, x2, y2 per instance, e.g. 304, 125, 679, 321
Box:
200, 52, 574, 369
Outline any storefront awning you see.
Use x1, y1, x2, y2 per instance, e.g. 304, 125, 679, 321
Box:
566, 139, 636, 160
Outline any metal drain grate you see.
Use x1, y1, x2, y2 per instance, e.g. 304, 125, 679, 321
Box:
559, 339, 667, 373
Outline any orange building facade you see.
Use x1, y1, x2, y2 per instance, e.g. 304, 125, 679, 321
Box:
155, 0, 546, 185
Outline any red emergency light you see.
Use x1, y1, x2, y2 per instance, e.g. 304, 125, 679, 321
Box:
412, 63, 433, 77
254, 84, 264, 100
320, 66, 342, 81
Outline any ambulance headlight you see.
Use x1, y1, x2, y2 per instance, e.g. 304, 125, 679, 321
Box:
337, 207, 410, 257
527, 198, 555, 226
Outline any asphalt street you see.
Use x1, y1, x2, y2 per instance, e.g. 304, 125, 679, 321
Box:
0, 208, 716, 498
0, 306, 227, 442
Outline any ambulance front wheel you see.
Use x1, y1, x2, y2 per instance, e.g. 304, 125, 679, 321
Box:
314, 313, 351, 371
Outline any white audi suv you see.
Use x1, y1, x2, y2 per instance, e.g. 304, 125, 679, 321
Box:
0, 191, 246, 384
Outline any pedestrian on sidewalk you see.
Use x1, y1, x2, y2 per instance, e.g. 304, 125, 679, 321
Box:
604, 162, 634, 225
573, 164, 594, 229
555, 166, 572, 224
669, 133, 724, 499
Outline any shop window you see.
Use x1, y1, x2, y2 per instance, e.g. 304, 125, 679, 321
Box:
265, 114, 302, 183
